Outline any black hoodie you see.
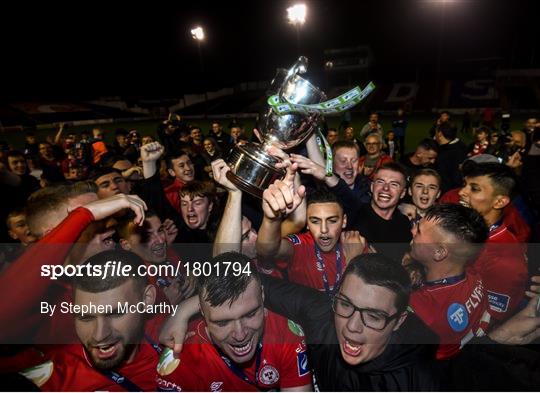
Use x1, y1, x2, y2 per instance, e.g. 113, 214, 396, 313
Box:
260, 274, 440, 391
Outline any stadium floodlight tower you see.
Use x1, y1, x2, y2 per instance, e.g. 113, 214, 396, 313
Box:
287, 4, 307, 54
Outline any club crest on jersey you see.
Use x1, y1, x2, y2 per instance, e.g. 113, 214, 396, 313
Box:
447, 303, 469, 332
288, 319, 305, 336
288, 234, 301, 245
258, 365, 280, 385
157, 348, 181, 376
210, 381, 223, 391
297, 350, 310, 377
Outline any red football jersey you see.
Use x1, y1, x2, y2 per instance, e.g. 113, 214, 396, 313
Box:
410, 270, 491, 361
470, 224, 528, 322
20, 339, 161, 391
156, 310, 311, 392
281, 232, 343, 293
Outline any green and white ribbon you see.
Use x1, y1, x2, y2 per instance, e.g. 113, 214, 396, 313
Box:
315, 129, 334, 177
267, 82, 376, 116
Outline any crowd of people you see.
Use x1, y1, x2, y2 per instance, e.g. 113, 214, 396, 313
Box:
0, 109, 539, 391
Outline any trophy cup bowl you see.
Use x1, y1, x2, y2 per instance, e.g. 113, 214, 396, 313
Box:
226, 57, 326, 197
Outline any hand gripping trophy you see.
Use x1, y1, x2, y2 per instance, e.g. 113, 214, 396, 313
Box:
226, 56, 375, 197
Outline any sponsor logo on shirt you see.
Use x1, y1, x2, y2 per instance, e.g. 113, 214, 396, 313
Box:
210, 381, 223, 391
258, 365, 280, 385
297, 350, 310, 377
156, 377, 182, 392
447, 303, 469, 332
487, 290, 510, 313
288, 234, 301, 245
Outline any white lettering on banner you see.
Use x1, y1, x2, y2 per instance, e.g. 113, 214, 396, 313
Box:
465, 281, 485, 314
461, 80, 498, 100
385, 83, 419, 103
450, 307, 466, 325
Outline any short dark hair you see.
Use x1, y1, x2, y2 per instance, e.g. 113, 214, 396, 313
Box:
424, 204, 488, 261
417, 138, 439, 154
437, 123, 457, 140
115, 128, 128, 137
73, 250, 147, 293
6, 150, 24, 159
410, 168, 442, 187
89, 167, 122, 182
165, 151, 190, 170
307, 186, 343, 210
461, 162, 516, 197
373, 162, 408, 185
198, 252, 260, 307
340, 254, 411, 313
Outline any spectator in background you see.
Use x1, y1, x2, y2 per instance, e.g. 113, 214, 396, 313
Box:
468, 126, 490, 157
91, 167, 131, 199
229, 124, 247, 145
201, 137, 222, 178
157, 113, 186, 154
189, 126, 205, 155
208, 121, 231, 151
344, 126, 361, 146
460, 110, 472, 135
178, 180, 219, 243
141, 135, 155, 146
392, 108, 408, 158
435, 123, 467, 193
482, 107, 494, 128
384, 130, 396, 159
358, 133, 392, 180
164, 151, 195, 213
400, 138, 439, 176
326, 128, 339, 145
399, 168, 441, 225
6, 209, 36, 246
23, 132, 39, 158
360, 112, 384, 140
429, 111, 452, 138
89, 128, 108, 165
111, 129, 129, 156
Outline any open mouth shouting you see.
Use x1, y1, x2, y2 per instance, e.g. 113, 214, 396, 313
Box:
91, 341, 120, 360
318, 235, 333, 249
228, 337, 254, 359
342, 336, 364, 357
151, 242, 166, 258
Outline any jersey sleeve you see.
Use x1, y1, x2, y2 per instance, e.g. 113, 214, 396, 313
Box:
276, 334, 312, 389
0, 207, 95, 341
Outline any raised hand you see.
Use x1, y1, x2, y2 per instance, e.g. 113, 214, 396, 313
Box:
290, 153, 326, 181
211, 159, 239, 193
163, 218, 178, 245
261, 163, 306, 220
84, 194, 148, 226
340, 230, 367, 263
141, 141, 165, 163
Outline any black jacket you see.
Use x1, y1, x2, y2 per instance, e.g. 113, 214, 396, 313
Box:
260, 274, 440, 391
435, 139, 467, 193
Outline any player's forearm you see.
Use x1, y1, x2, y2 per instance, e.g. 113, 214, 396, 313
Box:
213, 191, 242, 257
257, 217, 285, 257
306, 134, 325, 167
142, 160, 157, 179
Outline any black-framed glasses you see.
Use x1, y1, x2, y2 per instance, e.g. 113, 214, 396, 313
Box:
331, 295, 400, 331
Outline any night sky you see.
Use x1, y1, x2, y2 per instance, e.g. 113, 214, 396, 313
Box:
1, 0, 538, 100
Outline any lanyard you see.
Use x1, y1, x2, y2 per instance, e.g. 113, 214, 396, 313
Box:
217, 342, 264, 389
424, 273, 466, 286
98, 335, 161, 391
314, 243, 343, 296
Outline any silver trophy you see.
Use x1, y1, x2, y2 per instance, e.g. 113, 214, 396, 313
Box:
226, 56, 326, 197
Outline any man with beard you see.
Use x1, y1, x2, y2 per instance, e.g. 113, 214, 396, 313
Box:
349, 163, 412, 262
256, 164, 367, 295
457, 162, 528, 322
156, 252, 312, 392
19, 250, 162, 391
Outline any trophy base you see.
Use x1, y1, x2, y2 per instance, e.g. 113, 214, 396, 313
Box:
226, 143, 285, 198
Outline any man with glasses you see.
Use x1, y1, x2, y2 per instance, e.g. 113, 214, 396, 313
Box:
358, 133, 392, 179
161, 253, 440, 391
